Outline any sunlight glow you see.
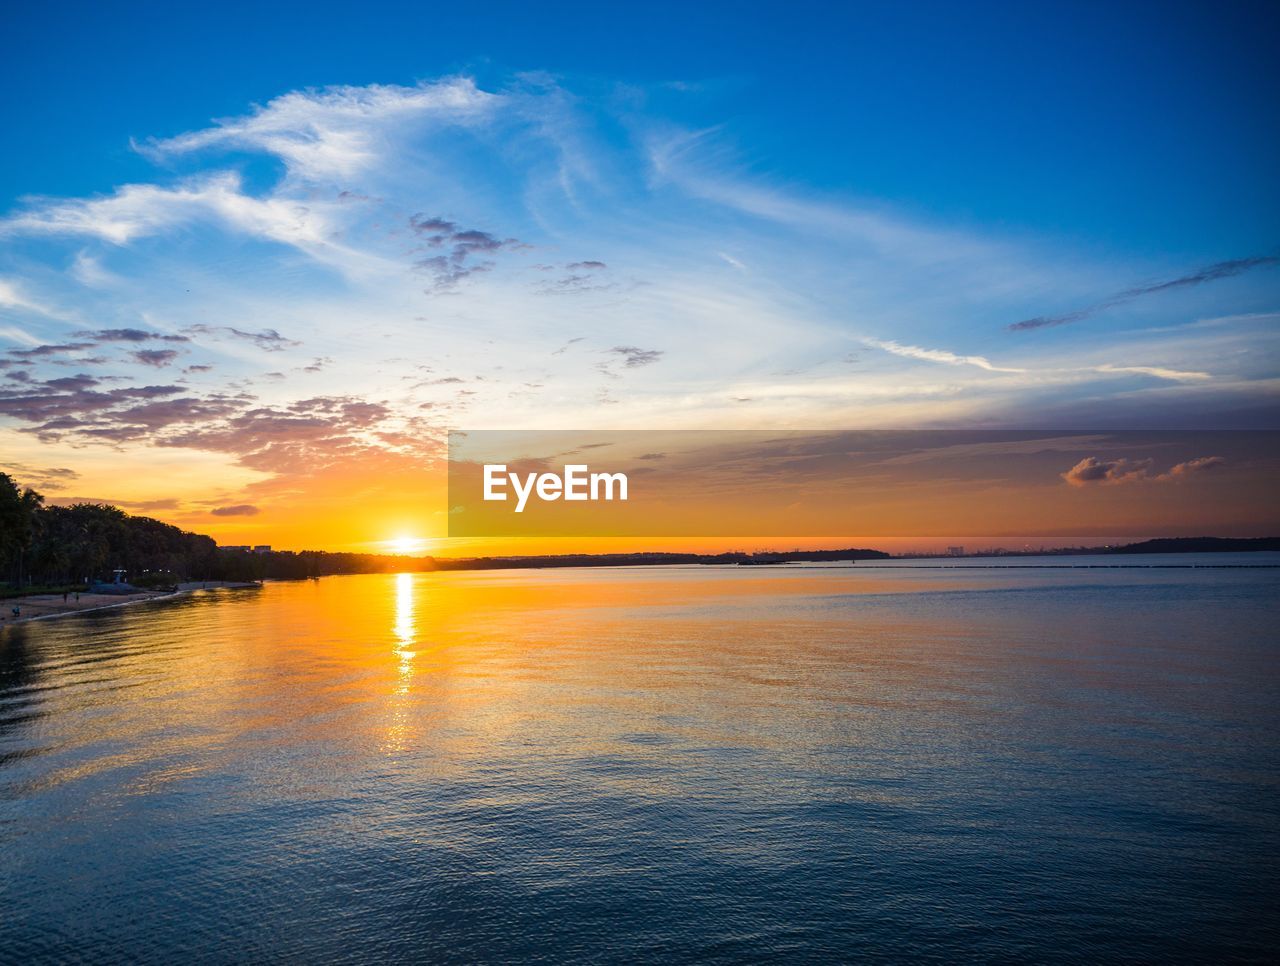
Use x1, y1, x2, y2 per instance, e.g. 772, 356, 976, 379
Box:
385, 535, 430, 555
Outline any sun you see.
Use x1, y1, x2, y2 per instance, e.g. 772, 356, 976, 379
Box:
384, 535, 430, 555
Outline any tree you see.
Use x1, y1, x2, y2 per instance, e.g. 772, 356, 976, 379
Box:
0, 472, 44, 586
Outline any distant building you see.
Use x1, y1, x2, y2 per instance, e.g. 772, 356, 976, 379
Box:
253, 545, 272, 554
218, 545, 252, 552
947, 546, 965, 557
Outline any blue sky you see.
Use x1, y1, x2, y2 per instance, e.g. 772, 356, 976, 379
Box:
0, 0, 1276, 542
5, 0, 1278, 252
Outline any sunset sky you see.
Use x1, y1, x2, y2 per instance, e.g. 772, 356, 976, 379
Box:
1, 1, 1277, 553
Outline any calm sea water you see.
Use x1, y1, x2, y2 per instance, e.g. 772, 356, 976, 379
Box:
2, 555, 1278, 962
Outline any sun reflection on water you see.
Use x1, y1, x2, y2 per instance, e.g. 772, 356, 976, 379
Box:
393, 571, 417, 688
384, 572, 418, 754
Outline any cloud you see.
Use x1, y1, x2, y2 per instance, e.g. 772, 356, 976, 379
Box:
1061, 456, 1154, 486
0, 377, 418, 480
0, 71, 1273, 477
0, 371, 253, 444
186, 324, 301, 351
8, 342, 94, 358
1063, 455, 1226, 486
77, 327, 189, 343
154, 395, 402, 474
210, 503, 260, 516
1011, 256, 1280, 331
1165, 455, 1226, 478
552, 337, 585, 355
0, 326, 42, 348
0, 172, 334, 249
140, 79, 498, 181
132, 349, 181, 367
409, 214, 523, 290
70, 250, 119, 287
862, 338, 1211, 384
0, 462, 79, 491
862, 338, 1024, 373
536, 272, 616, 295
47, 496, 180, 512
1090, 364, 1210, 382
608, 346, 664, 368
0, 278, 62, 320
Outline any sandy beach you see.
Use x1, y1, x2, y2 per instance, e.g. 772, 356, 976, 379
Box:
0, 581, 259, 626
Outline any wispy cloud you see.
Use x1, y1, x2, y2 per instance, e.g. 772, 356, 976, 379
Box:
0, 71, 1274, 513
862, 337, 1210, 384
0, 172, 335, 249
1010, 256, 1280, 331
186, 325, 301, 352
862, 338, 1025, 373
139, 79, 498, 181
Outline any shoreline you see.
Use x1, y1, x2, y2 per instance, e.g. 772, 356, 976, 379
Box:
0, 581, 259, 628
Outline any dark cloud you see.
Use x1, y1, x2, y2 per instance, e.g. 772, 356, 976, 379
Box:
609, 346, 664, 368
416, 255, 491, 287
1, 360, 431, 481
132, 349, 181, 367
409, 216, 456, 234
156, 396, 398, 474
0, 381, 185, 428
184, 364, 213, 374
8, 342, 94, 358
567, 261, 607, 270
0, 462, 80, 491
409, 214, 523, 290
75, 328, 189, 343
44, 374, 100, 391
210, 504, 260, 517
1011, 256, 1280, 331
47, 496, 180, 512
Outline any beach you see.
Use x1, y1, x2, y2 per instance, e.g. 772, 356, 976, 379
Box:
0, 581, 258, 626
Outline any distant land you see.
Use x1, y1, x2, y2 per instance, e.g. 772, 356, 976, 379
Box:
2, 475, 1277, 591
1107, 537, 1280, 554
897, 537, 1280, 559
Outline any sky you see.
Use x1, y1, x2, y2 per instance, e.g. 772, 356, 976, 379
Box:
1, 0, 1277, 553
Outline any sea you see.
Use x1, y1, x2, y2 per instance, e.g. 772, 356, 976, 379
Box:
2, 554, 1277, 962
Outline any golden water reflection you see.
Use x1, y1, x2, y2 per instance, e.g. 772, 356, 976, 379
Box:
385, 571, 418, 753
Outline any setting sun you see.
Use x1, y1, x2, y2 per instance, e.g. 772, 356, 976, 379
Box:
384, 535, 430, 555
